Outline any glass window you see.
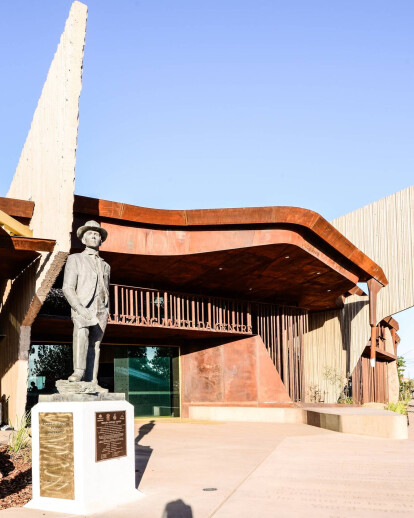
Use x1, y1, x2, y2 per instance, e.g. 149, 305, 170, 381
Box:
114, 346, 180, 418
27, 343, 180, 418
27, 343, 73, 411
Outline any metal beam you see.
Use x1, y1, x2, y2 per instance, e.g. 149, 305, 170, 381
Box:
0, 209, 33, 237
367, 278, 383, 367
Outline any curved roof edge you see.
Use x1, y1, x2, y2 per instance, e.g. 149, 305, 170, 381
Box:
73, 195, 388, 286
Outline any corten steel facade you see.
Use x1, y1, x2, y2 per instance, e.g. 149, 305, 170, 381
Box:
25, 194, 394, 418
0, 2, 409, 420
0, 192, 401, 420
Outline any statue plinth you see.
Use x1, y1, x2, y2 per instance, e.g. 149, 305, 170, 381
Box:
28, 398, 140, 514
56, 379, 108, 394
38, 392, 125, 403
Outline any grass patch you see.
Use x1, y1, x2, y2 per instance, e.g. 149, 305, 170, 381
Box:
7, 413, 31, 457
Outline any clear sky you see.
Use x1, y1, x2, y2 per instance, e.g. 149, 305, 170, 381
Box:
0, 1, 413, 373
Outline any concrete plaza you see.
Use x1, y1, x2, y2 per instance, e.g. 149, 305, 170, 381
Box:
1, 418, 414, 518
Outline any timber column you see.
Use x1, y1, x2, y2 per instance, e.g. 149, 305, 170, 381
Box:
367, 278, 382, 367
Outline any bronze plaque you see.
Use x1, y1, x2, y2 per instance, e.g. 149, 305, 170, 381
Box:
95, 410, 127, 462
39, 412, 74, 500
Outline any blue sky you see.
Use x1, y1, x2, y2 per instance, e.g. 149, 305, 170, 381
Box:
0, 1, 413, 373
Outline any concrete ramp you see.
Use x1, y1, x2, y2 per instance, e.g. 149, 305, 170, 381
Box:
189, 405, 408, 439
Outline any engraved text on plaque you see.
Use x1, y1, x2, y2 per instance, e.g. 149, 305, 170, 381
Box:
95, 410, 127, 462
39, 412, 74, 499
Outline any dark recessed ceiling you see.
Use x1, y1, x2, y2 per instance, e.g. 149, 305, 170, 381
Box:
96, 243, 355, 310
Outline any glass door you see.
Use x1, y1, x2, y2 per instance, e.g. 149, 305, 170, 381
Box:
114, 346, 180, 417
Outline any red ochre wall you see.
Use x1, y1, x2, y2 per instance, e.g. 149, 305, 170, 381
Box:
180, 335, 292, 417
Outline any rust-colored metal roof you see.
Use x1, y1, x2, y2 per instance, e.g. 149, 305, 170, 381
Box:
74, 195, 388, 288
381, 316, 399, 331
0, 197, 34, 220
0, 197, 55, 280
0, 235, 55, 280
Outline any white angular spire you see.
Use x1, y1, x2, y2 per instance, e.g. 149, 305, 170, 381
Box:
7, 1, 88, 254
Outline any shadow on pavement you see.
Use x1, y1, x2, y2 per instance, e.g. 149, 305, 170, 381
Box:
162, 498, 193, 517
136, 419, 156, 443
135, 420, 155, 488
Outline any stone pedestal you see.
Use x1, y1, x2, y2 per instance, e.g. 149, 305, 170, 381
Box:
27, 397, 141, 514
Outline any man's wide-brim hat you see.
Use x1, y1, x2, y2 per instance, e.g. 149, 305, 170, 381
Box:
76, 220, 108, 242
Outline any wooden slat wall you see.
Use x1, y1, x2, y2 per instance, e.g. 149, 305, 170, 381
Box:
304, 295, 371, 403
255, 304, 308, 402
0, 265, 37, 423
352, 357, 389, 404
303, 187, 414, 404
332, 186, 414, 320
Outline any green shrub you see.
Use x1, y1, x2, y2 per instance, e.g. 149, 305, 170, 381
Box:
385, 401, 408, 415
7, 412, 31, 455
338, 396, 354, 405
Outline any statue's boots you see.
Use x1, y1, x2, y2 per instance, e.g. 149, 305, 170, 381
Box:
68, 369, 84, 382
92, 378, 109, 393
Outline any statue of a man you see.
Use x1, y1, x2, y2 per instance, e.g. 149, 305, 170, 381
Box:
62, 220, 110, 385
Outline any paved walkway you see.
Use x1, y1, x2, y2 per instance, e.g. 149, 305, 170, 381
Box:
2, 419, 414, 517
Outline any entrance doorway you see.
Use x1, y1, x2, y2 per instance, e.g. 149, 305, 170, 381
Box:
113, 346, 180, 418
27, 343, 180, 418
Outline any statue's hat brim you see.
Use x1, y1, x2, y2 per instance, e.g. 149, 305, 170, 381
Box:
76, 221, 108, 242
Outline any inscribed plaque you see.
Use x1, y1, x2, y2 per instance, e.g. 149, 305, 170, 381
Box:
39, 412, 74, 499
95, 410, 127, 462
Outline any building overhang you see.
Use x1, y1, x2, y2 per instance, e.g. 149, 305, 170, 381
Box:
0, 197, 55, 281
0, 234, 56, 281
72, 195, 387, 311
0, 197, 34, 222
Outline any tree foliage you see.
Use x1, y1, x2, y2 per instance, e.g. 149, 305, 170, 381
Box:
31, 345, 72, 390
40, 288, 70, 316
397, 356, 414, 401
397, 356, 406, 383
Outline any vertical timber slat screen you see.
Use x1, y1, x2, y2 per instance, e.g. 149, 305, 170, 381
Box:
254, 303, 308, 402
352, 357, 389, 404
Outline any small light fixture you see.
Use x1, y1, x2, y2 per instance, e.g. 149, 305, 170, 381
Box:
218, 267, 223, 271
327, 289, 331, 292
285, 255, 290, 259
316, 272, 321, 275
249, 288, 253, 291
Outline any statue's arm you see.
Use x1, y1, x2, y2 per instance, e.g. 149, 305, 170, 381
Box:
105, 264, 111, 291
62, 255, 83, 312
